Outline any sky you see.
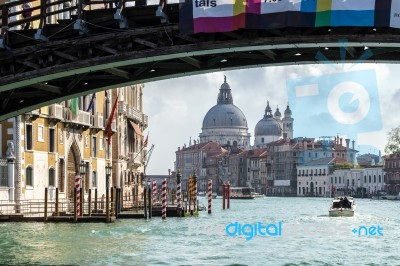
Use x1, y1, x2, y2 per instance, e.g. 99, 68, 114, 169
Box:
143, 63, 400, 175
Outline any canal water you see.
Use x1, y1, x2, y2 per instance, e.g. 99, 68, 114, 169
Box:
1, 197, 399, 265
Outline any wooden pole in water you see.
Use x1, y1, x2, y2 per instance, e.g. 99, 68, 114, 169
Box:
94, 188, 98, 213
88, 189, 92, 216
44, 187, 48, 223
144, 183, 147, 219
148, 185, 152, 219
162, 178, 167, 219
74, 188, 77, 223
176, 170, 182, 217
55, 187, 59, 216
193, 171, 197, 212
222, 183, 226, 210
75, 175, 81, 216
115, 188, 118, 216
106, 183, 110, 223
80, 187, 83, 216
208, 179, 212, 214
227, 183, 230, 209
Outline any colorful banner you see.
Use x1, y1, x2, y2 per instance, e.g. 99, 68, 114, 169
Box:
179, 0, 400, 34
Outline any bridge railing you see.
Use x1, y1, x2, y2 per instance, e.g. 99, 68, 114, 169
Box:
0, 0, 78, 32
1, 0, 177, 37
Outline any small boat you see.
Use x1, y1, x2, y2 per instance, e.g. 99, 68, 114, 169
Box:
230, 187, 255, 199
251, 192, 265, 198
329, 196, 356, 217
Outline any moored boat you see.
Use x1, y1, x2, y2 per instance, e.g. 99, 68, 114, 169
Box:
329, 196, 356, 217
230, 187, 255, 199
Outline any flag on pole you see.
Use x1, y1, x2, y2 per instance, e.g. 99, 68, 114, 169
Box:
106, 92, 119, 145
86, 93, 96, 112
69, 98, 79, 116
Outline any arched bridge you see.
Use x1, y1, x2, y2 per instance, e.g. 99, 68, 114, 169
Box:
1, 0, 400, 121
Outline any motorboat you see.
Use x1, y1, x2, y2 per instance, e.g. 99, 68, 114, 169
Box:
251, 192, 265, 198
329, 196, 356, 217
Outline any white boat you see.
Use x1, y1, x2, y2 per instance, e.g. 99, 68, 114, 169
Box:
251, 192, 265, 198
230, 187, 255, 199
329, 196, 356, 217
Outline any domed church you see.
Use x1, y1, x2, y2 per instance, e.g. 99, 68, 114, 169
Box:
254, 101, 294, 148
199, 76, 251, 148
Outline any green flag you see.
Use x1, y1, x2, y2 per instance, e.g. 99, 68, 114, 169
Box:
69, 98, 79, 116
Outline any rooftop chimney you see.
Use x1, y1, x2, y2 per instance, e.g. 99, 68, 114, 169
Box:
345, 139, 350, 149
352, 140, 355, 150
340, 138, 343, 146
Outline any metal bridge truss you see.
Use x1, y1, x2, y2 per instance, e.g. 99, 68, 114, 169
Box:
1, 0, 400, 121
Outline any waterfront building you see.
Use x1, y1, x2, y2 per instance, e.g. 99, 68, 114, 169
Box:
113, 85, 148, 207
199, 77, 251, 148
297, 157, 342, 197
268, 136, 357, 196
0, 85, 147, 212
329, 167, 384, 197
383, 153, 400, 195
175, 141, 227, 193
245, 148, 268, 193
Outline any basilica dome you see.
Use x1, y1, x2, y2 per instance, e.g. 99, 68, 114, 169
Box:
202, 104, 248, 129
253, 101, 283, 147
255, 117, 282, 136
199, 76, 250, 148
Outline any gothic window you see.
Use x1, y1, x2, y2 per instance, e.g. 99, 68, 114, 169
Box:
26, 166, 33, 186
49, 168, 55, 187
92, 171, 97, 188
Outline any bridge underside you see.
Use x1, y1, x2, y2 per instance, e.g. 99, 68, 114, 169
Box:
1, 4, 400, 121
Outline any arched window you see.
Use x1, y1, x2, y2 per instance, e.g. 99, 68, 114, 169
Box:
92, 171, 97, 188
379, 175, 381, 183
49, 168, 55, 187
26, 166, 33, 186
374, 175, 376, 183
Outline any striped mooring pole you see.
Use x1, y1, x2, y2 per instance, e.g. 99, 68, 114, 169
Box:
162, 178, 167, 219
152, 180, 157, 205
176, 171, 182, 217
75, 175, 81, 215
207, 179, 212, 214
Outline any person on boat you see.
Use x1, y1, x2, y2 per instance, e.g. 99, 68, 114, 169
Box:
343, 197, 350, 208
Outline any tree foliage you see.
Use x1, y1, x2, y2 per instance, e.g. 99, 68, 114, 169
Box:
385, 127, 400, 155
334, 162, 354, 170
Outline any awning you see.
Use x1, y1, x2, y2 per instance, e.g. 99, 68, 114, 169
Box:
129, 120, 144, 140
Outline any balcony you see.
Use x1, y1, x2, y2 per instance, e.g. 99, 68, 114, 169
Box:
49, 104, 64, 121
127, 106, 142, 122
92, 113, 104, 129
251, 167, 260, 171
25, 109, 40, 120
64, 108, 91, 128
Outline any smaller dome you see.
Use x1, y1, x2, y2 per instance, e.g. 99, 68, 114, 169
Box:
274, 107, 281, 117
284, 105, 292, 116
255, 117, 282, 136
